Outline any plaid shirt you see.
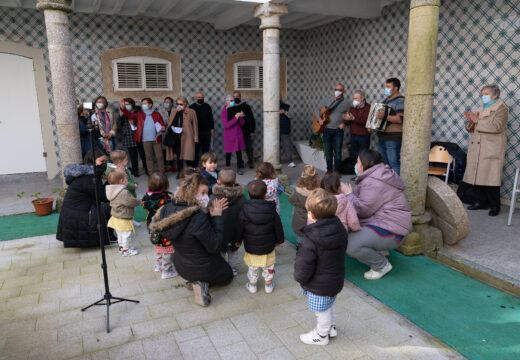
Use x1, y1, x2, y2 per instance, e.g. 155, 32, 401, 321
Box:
303, 290, 336, 312
118, 110, 138, 148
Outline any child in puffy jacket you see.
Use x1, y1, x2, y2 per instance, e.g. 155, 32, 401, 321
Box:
321, 172, 361, 233
256, 162, 284, 214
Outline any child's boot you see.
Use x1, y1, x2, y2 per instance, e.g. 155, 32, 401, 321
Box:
265, 281, 274, 294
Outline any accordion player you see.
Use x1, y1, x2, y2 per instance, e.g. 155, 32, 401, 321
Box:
365, 103, 392, 132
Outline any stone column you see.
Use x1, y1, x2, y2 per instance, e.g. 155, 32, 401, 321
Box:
37, 0, 81, 178
254, 2, 288, 169
400, 0, 440, 215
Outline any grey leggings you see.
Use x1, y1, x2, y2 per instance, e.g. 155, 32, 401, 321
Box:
346, 227, 401, 271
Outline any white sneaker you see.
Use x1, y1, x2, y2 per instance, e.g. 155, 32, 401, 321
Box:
154, 264, 161, 272
246, 282, 257, 293
132, 219, 141, 227
299, 328, 329, 346
161, 270, 178, 279
329, 325, 337, 338
364, 262, 392, 280
265, 281, 274, 294
288, 162, 296, 168
232, 268, 238, 276
122, 248, 139, 257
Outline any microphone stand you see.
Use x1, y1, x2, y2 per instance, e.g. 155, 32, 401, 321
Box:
81, 117, 139, 333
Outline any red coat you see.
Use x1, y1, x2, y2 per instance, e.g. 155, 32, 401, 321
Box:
348, 102, 371, 136
120, 107, 165, 143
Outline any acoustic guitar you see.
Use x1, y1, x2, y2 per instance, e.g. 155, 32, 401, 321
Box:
312, 100, 337, 133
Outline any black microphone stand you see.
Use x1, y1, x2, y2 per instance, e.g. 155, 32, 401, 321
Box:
81, 117, 139, 333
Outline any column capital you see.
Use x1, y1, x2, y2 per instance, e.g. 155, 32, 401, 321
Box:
254, 2, 288, 30
37, 0, 72, 13
410, 0, 440, 9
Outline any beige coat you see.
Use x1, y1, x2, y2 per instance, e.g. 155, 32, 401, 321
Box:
166, 108, 199, 161
463, 99, 509, 187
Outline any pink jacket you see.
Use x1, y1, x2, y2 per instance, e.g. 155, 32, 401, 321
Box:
221, 106, 246, 154
347, 163, 412, 236
335, 194, 361, 232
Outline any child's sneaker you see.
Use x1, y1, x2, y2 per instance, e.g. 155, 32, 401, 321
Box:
161, 270, 178, 279
192, 281, 211, 307
288, 162, 296, 168
246, 282, 257, 293
154, 264, 161, 272
300, 328, 329, 346
122, 248, 139, 257
364, 261, 392, 280
265, 281, 274, 294
329, 325, 338, 338
232, 268, 238, 276
132, 219, 141, 227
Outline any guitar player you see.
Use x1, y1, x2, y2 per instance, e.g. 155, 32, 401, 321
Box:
314, 83, 350, 172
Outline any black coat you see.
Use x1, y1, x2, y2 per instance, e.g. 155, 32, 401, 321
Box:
237, 101, 256, 135
209, 184, 246, 252
236, 199, 284, 255
56, 164, 112, 248
294, 217, 348, 297
150, 200, 231, 284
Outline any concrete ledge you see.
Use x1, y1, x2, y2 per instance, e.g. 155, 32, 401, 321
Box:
428, 249, 520, 298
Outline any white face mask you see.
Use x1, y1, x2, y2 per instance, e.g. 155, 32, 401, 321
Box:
334, 91, 342, 98
352, 100, 361, 107
96, 102, 104, 109
177, 104, 184, 111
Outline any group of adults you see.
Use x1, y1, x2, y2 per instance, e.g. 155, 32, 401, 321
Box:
77, 91, 259, 180
316, 80, 509, 216
315, 78, 405, 175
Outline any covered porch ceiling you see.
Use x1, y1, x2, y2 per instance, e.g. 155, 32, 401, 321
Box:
3, 0, 400, 30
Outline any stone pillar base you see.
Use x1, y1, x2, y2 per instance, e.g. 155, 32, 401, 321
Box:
55, 187, 67, 213
397, 211, 443, 256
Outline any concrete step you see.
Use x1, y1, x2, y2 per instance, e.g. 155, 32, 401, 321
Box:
428, 249, 520, 298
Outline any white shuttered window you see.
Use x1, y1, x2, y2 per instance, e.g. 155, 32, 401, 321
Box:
234, 60, 263, 91
113, 56, 171, 91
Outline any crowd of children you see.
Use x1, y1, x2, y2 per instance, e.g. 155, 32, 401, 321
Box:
102, 148, 409, 346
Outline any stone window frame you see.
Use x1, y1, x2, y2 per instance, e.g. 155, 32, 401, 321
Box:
226, 51, 286, 100
101, 46, 181, 102
112, 56, 172, 92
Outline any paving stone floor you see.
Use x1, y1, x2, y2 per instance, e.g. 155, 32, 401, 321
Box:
0, 227, 465, 360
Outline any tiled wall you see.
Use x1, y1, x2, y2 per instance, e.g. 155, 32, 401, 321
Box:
303, 0, 519, 196
1, 0, 518, 196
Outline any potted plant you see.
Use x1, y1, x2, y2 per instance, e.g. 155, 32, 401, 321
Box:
17, 188, 60, 216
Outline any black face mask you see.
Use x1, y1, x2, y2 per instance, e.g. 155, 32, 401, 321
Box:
197, 99, 204, 105
234, 98, 241, 104
95, 163, 107, 177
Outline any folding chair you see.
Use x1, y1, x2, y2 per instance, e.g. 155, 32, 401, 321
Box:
428, 145, 454, 184
507, 163, 520, 226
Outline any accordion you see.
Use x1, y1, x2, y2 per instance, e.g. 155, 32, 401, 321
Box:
366, 103, 391, 132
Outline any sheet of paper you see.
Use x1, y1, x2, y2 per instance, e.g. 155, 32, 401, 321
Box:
130, 124, 137, 131
154, 122, 162, 133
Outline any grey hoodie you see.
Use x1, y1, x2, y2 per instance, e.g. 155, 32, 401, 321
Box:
106, 184, 141, 219
347, 163, 412, 236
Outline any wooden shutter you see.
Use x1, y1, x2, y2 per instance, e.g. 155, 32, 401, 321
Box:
237, 65, 257, 89
116, 62, 142, 89
259, 65, 263, 89
144, 63, 169, 89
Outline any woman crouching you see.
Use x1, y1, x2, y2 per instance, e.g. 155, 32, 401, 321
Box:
149, 173, 232, 307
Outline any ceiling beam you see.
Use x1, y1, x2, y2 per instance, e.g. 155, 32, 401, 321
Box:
137, 0, 155, 15
92, 0, 101, 13
110, 0, 126, 14
212, 4, 256, 30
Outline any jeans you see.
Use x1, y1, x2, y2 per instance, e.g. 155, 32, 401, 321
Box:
127, 144, 147, 176
350, 134, 370, 162
323, 128, 344, 172
225, 151, 244, 169
142, 141, 165, 174
378, 139, 402, 175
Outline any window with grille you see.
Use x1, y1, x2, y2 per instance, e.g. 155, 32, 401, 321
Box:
234, 60, 263, 91
113, 56, 171, 91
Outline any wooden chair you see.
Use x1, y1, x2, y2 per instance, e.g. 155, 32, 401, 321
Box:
428, 145, 454, 184
507, 162, 520, 226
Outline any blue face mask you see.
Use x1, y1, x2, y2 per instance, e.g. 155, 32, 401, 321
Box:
384, 88, 392, 97
481, 95, 491, 104
142, 104, 149, 111
164, 103, 170, 109
125, 105, 132, 111
229, 101, 235, 107
354, 164, 360, 177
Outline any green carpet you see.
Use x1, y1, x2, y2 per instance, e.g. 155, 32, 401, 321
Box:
279, 193, 520, 360
0, 206, 148, 242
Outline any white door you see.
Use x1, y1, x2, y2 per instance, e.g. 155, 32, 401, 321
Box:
0, 53, 46, 174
